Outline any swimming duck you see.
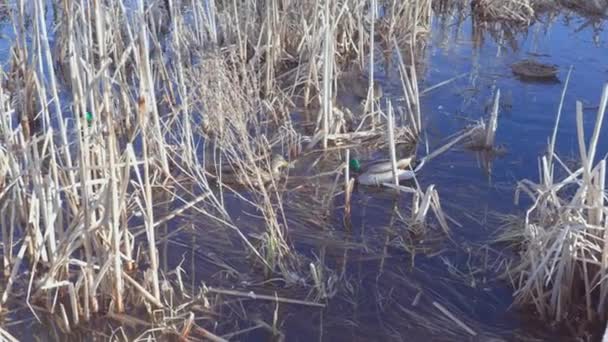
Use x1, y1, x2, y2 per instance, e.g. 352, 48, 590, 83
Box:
351, 75, 384, 99
350, 156, 424, 186
208, 154, 290, 187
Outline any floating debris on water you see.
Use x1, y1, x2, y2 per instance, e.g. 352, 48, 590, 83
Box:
511, 59, 559, 80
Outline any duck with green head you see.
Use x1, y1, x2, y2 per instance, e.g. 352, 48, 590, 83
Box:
350, 155, 424, 186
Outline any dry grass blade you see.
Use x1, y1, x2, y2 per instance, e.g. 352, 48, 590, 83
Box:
433, 301, 478, 337
205, 287, 326, 308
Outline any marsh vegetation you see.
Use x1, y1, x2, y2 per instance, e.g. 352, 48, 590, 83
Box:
0, 0, 607, 340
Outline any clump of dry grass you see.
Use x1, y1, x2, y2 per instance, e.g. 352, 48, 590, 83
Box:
472, 0, 536, 23
505, 83, 608, 321
558, 0, 608, 17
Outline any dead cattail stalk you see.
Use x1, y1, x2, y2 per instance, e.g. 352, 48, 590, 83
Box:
136, 0, 170, 175
366, 0, 376, 115
93, 0, 124, 313
387, 101, 399, 185
547, 66, 573, 173
322, 0, 334, 149
394, 38, 421, 136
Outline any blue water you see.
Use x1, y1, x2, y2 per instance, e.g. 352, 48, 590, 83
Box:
422, 12, 607, 177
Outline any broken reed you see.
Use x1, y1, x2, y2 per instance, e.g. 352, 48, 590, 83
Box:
0, 0, 433, 334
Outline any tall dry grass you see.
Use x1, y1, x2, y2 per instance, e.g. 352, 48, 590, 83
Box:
0, 0, 433, 337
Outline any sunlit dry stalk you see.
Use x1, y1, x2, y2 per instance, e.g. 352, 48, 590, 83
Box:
322, 0, 334, 149
484, 89, 500, 148
66, 0, 100, 313
394, 38, 420, 136
34, 0, 75, 188
344, 148, 352, 221
366, 0, 376, 115
137, 95, 161, 303
387, 101, 399, 185
547, 66, 573, 175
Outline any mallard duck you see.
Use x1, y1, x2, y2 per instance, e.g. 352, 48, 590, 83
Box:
208, 154, 290, 187
351, 76, 384, 99
351, 156, 424, 186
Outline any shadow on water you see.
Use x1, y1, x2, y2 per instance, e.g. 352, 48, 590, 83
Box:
513, 75, 561, 84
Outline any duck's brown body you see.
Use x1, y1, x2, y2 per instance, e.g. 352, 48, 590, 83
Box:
207, 155, 289, 187
338, 72, 383, 99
